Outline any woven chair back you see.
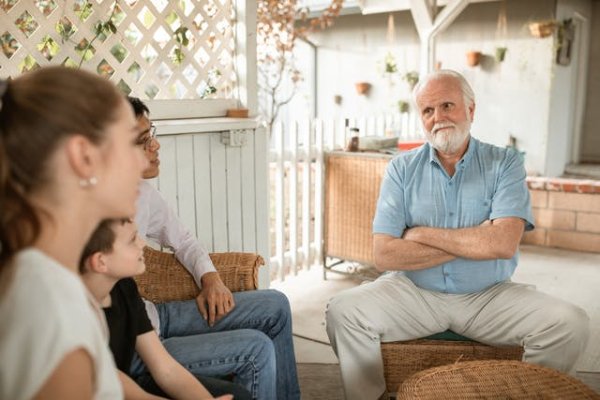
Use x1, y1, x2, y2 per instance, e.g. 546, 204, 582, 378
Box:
134, 247, 262, 303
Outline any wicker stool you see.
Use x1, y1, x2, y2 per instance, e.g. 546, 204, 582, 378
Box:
397, 360, 600, 399
381, 331, 523, 393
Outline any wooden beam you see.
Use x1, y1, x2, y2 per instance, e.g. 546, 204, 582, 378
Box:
430, 0, 470, 37
360, 0, 497, 14
409, 0, 434, 39
408, 0, 473, 75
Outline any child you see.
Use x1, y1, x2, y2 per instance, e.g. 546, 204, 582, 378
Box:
80, 218, 250, 399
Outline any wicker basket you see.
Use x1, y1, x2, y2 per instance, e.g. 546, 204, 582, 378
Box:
324, 152, 391, 266
134, 246, 262, 303
381, 339, 523, 393
397, 360, 600, 399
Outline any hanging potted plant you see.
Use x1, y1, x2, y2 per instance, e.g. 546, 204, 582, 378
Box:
495, 47, 508, 62
383, 52, 398, 74
397, 100, 409, 113
466, 50, 482, 67
495, 1, 508, 63
403, 71, 419, 90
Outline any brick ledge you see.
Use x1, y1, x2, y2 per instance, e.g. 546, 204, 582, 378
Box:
526, 177, 600, 194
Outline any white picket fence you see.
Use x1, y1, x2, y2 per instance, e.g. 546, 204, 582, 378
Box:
268, 112, 422, 281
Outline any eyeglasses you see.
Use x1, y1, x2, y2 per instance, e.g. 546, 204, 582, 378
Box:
138, 123, 157, 150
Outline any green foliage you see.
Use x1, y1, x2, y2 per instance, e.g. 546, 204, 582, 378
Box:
403, 71, 419, 89
56, 18, 76, 43
37, 35, 59, 60
174, 27, 190, 46
397, 100, 409, 113
94, 19, 117, 36
199, 68, 221, 99
74, 0, 94, 21
384, 52, 397, 74
18, 54, 39, 72
171, 26, 190, 65
67, 0, 212, 97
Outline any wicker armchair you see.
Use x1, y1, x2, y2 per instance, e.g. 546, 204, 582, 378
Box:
134, 246, 263, 303
397, 360, 600, 399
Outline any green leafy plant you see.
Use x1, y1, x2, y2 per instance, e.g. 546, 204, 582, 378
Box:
63, 0, 212, 97
56, 18, 76, 43
74, 0, 94, 21
403, 71, 419, 90
199, 68, 222, 99
495, 46, 507, 62
397, 100, 409, 113
77, 2, 119, 67
172, 26, 190, 65
383, 52, 397, 74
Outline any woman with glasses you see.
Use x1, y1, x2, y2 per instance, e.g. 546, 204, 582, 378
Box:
126, 96, 301, 400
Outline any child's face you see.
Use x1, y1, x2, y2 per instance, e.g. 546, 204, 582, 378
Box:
104, 221, 146, 278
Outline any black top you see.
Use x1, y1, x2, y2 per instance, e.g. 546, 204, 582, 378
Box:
103, 278, 154, 373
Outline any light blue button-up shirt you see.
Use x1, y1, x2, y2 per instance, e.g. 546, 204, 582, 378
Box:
373, 137, 535, 294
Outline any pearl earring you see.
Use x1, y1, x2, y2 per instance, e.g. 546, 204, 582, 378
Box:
79, 176, 98, 187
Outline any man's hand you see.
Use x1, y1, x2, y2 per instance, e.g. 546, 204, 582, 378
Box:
196, 272, 235, 327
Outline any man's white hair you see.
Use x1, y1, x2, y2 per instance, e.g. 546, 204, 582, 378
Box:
412, 70, 475, 109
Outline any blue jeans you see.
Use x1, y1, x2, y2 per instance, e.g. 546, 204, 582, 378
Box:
131, 289, 300, 400
136, 373, 252, 400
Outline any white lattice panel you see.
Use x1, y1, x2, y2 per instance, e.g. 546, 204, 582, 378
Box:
0, 0, 236, 100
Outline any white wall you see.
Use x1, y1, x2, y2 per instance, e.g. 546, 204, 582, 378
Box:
293, 0, 594, 176
545, 0, 592, 176
580, 1, 600, 162
436, 0, 556, 176
150, 122, 272, 289
314, 11, 421, 119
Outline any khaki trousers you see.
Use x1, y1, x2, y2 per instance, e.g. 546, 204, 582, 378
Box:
325, 273, 590, 400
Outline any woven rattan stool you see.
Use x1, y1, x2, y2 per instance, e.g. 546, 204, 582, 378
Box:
396, 360, 600, 399
381, 331, 523, 393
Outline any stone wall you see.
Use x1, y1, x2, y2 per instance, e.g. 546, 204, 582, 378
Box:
522, 177, 600, 253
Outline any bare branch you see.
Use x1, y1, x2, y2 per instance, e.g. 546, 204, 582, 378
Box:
257, 0, 343, 129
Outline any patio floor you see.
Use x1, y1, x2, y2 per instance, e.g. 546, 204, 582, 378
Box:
272, 245, 600, 397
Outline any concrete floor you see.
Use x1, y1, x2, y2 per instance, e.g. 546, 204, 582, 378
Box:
272, 245, 600, 372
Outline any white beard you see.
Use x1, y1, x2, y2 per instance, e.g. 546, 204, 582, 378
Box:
425, 120, 471, 154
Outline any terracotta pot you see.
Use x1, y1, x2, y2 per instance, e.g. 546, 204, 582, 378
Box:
529, 21, 556, 38
466, 51, 482, 67
355, 82, 371, 96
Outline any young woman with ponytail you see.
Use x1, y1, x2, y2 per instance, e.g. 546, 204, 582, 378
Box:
0, 67, 146, 399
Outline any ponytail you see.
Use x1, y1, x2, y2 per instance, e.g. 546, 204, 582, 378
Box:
0, 81, 41, 295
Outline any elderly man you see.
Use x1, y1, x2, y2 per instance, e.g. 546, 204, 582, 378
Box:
325, 70, 589, 400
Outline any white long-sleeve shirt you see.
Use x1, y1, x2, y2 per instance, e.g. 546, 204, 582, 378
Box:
136, 180, 216, 334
